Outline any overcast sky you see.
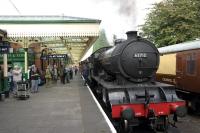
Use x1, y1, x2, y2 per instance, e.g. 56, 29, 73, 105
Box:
1, 0, 162, 42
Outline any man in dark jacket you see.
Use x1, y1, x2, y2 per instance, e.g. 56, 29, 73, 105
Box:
83, 63, 89, 86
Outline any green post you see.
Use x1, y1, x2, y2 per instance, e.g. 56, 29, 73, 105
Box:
0, 69, 2, 93
3, 77, 8, 91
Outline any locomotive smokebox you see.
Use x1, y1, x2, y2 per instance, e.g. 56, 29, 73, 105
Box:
126, 31, 137, 40
99, 31, 160, 83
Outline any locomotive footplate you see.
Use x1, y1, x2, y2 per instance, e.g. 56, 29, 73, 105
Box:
92, 76, 174, 90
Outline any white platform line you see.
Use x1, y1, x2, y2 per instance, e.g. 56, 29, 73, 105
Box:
86, 84, 117, 133
82, 76, 117, 133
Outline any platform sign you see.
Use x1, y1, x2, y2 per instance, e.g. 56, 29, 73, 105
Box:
40, 56, 47, 60
0, 41, 10, 54
41, 54, 68, 59
0, 53, 24, 62
48, 54, 67, 58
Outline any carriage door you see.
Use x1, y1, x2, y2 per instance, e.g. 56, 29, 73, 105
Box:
176, 54, 183, 88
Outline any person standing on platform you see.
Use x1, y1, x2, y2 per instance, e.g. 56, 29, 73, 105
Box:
28, 66, 32, 88
79, 62, 83, 76
30, 65, 40, 93
12, 65, 22, 95
69, 66, 73, 80
7, 67, 13, 92
52, 65, 58, 83
59, 64, 65, 84
64, 65, 70, 83
45, 65, 52, 87
83, 63, 89, 86
74, 66, 78, 76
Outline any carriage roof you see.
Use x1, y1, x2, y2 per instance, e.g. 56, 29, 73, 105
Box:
158, 39, 200, 54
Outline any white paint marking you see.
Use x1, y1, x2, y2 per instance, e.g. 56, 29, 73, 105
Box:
82, 76, 117, 133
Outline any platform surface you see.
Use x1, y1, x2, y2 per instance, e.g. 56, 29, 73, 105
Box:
0, 75, 111, 133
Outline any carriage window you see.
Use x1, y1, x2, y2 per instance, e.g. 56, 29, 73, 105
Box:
186, 53, 196, 75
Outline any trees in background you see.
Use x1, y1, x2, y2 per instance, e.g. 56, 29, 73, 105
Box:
140, 0, 200, 47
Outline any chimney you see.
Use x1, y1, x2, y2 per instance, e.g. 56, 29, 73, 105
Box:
126, 31, 137, 40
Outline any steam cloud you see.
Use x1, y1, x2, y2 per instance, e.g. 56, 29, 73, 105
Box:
118, 0, 137, 17
92, 0, 137, 30
118, 0, 137, 30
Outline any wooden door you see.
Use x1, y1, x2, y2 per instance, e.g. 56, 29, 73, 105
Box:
176, 55, 183, 88
177, 50, 199, 94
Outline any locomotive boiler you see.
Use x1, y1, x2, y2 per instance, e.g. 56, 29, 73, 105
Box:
98, 31, 159, 83
88, 31, 186, 132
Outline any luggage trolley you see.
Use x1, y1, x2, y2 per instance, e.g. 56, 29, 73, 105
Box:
16, 81, 30, 100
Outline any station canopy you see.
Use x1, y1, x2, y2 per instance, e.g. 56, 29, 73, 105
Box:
0, 15, 101, 63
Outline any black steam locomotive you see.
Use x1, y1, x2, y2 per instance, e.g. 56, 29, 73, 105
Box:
87, 31, 186, 132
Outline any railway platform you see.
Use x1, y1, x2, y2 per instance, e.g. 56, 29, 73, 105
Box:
0, 75, 112, 133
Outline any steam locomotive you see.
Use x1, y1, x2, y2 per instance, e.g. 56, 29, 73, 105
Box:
87, 31, 186, 132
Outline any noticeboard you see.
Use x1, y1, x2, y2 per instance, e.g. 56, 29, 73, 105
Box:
0, 41, 10, 54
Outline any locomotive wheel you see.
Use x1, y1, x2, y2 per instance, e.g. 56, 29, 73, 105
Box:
151, 117, 169, 133
106, 101, 112, 112
96, 87, 103, 100
151, 119, 157, 133
119, 119, 132, 133
124, 120, 128, 132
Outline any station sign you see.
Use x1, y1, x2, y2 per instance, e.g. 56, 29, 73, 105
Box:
40, 54, 68, 60
0, 41, 10, 54
0, 53, 25, 62
0, 53, 24, 58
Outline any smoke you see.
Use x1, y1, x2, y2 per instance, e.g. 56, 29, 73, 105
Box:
118, 0, 137, 30
118, 0, 137, 17
91, 0, 137, 30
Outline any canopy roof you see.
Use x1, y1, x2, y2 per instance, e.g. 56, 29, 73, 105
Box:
0, 15, 101, 63
0, 15, 101, 23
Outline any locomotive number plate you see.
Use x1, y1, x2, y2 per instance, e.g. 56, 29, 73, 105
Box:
133, 53, 147, 58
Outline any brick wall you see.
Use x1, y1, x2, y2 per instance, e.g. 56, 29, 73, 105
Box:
29, 43, 41, 69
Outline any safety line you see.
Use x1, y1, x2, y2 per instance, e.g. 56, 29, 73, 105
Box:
86, 84, 117, 133
82, 76, 117, 133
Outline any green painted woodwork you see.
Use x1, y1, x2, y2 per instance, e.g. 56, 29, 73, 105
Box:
0, 16, 101, 24
0, 53, 24, 62
0, 53, 34, 63
3, 77, 8, 92
23, 73, 28, 80
0, 70, 3, 93
0, 52, 34, 81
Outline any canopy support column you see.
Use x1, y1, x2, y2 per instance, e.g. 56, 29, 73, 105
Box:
3, 53, 9, 97
23, 38, 28, 80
